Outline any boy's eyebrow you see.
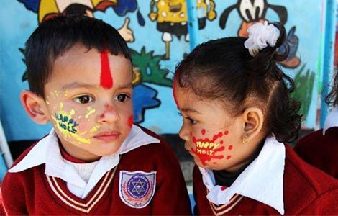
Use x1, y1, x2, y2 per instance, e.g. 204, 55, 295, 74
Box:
61, 82, 133, 90
62, 82, 95, 90
116, 82, 133, 89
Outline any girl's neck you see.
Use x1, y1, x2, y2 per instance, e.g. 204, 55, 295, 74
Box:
213, 139, 265, 186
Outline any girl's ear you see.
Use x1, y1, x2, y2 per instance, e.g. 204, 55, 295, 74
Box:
242, 107, 264, 142
20, 90, 50, 124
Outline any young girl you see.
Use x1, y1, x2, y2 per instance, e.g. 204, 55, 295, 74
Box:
173, 22, 338, 215
295, 71, 338, 179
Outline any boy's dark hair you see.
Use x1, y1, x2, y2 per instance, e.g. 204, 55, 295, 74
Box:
62, 3, 93, 17
24, 16, 131, 98
326, 70, 338, 107
175, 23, 301, 143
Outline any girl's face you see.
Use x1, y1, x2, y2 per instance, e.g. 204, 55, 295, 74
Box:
173, 81, 260, 171
43, 45, 133, 161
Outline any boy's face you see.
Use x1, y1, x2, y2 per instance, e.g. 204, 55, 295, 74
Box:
43, 45, 133, 161
173, 81, 260, 172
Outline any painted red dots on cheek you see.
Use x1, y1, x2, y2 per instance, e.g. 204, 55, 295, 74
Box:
128, 115, 133, 128
100, 51, 113, 89
190, 130, 234, 166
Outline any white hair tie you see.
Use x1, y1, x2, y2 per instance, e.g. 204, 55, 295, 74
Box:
244, 21, 280, 57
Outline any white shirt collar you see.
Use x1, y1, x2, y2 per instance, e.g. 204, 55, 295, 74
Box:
199, 137, 285, 215
323, 107, 338, 134
9, 125, 160, 198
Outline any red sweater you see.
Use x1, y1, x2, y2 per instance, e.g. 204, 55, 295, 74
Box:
1, 138, 191, 215
193, 145, 338, 215
295, 127, 338, 179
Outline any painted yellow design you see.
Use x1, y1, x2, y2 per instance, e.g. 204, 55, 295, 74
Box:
52, 107, 92, 144
149, 0, 187, 23
196, 141, 219, 155
149, 0, 216, 23
196, 141, 219, 149
197, 0, 216, 21
85, 107, 96, 118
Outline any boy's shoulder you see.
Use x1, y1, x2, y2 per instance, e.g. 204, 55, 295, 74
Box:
283, 145, 338, 213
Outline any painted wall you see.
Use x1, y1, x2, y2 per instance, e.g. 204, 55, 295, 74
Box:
0, 0, 334, 143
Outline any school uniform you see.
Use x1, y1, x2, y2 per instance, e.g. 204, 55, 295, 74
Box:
295, 108, 338, 178
193, 137, 338, 215
1, 125, 191, 215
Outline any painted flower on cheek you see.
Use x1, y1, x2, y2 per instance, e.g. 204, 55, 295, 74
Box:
191, 129, 233, 166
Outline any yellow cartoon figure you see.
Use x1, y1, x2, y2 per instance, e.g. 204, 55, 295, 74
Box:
149, 0, 216, 59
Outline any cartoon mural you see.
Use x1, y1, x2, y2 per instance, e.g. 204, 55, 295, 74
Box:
148, 0, 216, 59
0, 0, 334, 144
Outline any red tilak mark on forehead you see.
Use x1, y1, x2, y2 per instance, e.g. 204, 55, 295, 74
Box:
128, 115, 133, 128
100, 51, 113, 89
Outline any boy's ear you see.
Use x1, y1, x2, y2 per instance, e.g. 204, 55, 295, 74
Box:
20, 90, 50, 124
242, 107, 264, 141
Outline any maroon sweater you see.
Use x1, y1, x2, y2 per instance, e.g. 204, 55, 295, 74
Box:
193, 145, 338, 215
1, 139, 191, 215
295, 127, 338, 179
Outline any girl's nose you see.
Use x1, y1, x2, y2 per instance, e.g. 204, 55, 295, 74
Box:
178, 125, 190, 141
98, 103, 119, 123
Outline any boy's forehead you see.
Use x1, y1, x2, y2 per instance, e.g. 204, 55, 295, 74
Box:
50, 45, 132, 89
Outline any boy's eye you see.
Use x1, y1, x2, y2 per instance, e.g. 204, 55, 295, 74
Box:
115, 93, 131, 103
73, 95, 94, 104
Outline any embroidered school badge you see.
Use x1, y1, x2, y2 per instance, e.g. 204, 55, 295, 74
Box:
119, 170, 156, 208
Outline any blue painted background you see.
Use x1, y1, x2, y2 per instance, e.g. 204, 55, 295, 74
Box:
0, 0, 335, 143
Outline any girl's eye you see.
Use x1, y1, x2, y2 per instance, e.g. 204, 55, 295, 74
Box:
186, 117, 197, 125
179, 112, 198, 125
73, 95, 94, 104
115, 93, 131, 103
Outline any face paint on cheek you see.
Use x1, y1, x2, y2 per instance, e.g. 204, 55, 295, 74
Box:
191, 130, 233, 166
52, 104, 91, 144
100, 50, 113, 89
85, 107, 96, 119
128, 115, 133, 128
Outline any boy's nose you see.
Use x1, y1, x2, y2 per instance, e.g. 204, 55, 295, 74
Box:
98, 103, 119, 123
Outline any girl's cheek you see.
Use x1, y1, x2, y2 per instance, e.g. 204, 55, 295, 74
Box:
190, 129, 233, 165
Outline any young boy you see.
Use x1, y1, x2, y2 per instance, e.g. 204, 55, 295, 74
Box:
1, 16, 191, 215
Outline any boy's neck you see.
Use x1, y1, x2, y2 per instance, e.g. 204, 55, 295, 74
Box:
58, 140, 100, 163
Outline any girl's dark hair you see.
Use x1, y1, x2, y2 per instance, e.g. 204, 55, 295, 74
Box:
24, 15, 131, 98
326, 70, 338, 107
175, 23, 301, 143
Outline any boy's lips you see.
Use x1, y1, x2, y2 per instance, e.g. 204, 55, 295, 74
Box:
93, 131, 121, 142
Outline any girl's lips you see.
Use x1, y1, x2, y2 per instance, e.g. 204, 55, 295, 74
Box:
93, 131, 120, 142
